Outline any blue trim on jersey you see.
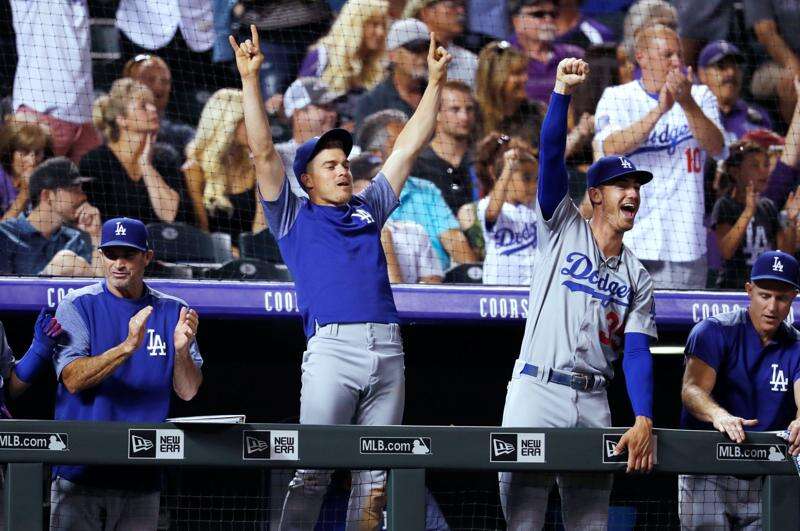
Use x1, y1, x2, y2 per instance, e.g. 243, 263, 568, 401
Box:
623, 332, 654, 418
562, 280, 630, 308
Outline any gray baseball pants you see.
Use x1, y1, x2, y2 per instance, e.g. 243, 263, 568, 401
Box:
279, 322, 405, 531
499, 360, 613, 530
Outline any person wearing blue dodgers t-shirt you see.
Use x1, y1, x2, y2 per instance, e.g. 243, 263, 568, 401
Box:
680, 250, 800, 530
50, 217, 203, 531
229, 25, 453, 530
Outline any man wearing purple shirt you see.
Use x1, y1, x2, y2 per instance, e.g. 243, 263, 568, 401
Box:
698, 41, 773, 141
763, 78, 800, 209
508, 0, 584, 105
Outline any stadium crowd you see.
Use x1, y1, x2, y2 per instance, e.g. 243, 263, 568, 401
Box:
1, 0, 800, 290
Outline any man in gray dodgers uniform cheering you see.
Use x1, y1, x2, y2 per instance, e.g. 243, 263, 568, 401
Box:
229, 25, 452, 530
500, 58, 659, 530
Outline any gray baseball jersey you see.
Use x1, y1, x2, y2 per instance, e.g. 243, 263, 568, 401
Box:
518, 195, 658, 380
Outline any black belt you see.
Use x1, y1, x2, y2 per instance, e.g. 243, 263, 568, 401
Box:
520, 363, 606, 391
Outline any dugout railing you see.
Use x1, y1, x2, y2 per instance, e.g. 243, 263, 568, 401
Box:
0, 422, 798, 530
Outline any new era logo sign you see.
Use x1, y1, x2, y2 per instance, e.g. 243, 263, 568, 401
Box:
128, 429, 184, 460
242, 430, 298, 461
490, 433, 545, 463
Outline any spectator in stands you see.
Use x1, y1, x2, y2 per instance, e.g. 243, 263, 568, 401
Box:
81, 79, 182, 225
508, 0, 585, 105
712, 141, 800, 289
679, 250, 800, 529
116, 0, 218, 122
10, 0, 100, 163
594, 24, 725, 289
403, 0, 478, 86
619, 0, 678, 81
410, 81, 477, 214
761, 79, 800, 209
183, 89, 258, 244
353, 19, 431, 127
298, 0, 389, 96
746, 0, 800, 125
351, 154, 444, 283
554, 0, 615, 50
0, 121, 52, 221
698, 41, 773, 141
477, 135, 539, 285
675, 0, 737, 69
475, 40, 545, 148
123, 54, 196, 160
50, 217, 202, 530
466, 0, 509, 45
0, 157, 101, 277
358, 109, 477, 271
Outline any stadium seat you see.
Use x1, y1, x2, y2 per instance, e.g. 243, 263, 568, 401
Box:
238, 230, 284, 263
147, 223, 218, 264
444, 263, 484, 284
203, 259, 293, 282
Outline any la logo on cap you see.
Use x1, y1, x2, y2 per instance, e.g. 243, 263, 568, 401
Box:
115, 222, 127, 236
619, 157, 633, 169
773, 256, 784, 272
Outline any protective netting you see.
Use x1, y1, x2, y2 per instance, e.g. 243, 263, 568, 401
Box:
0, 0, 798, 289
40, 469, 772, 529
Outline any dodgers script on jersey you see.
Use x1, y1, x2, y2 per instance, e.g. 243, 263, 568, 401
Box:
594, 81, 725, 262
477, 197, 538, 285
520, 196, 658, 379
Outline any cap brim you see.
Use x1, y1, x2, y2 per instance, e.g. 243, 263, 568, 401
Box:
751, 275, 800, 290
99, 240, 148, 252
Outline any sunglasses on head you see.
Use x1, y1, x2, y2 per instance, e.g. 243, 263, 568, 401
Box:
520, 8, 557, 19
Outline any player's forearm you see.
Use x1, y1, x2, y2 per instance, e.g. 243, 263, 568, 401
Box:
173, 348, 202, 401
60, 344, 133, 394
681, 100, 724, 157
380, 229, 403, 283
241, 76, 285, 200
538, 92, 571, 218
393, 82, 443, 158
622, 333, 654, 419
681, 383, 726, 424
601, 107, 662, 156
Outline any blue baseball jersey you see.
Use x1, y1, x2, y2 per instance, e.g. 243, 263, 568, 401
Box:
261, 173, 400, 337
681, 309, 800, 431
52, 281, 203, 490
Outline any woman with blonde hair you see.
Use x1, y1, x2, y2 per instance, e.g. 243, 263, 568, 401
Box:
183, 88, 257, 243
80, 77, 181, 224
475, 41, 544, 148
297, 0, 389, 95
0, 119, 52, 220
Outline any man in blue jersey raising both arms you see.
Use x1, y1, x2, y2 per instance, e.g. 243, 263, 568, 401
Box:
50, 216, 203, 529
680, 250, 800, 529
229, 24, 452, 530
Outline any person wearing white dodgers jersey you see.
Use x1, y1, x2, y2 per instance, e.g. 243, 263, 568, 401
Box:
500, 58, 659, 530
594, 23, 726, 289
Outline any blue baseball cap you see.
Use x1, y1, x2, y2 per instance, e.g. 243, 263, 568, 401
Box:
586, 156, 653, 188
292, 128, 354, 179
750, 250, 800, 289
698, 40, 743, 69
99, 217, 149, 251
